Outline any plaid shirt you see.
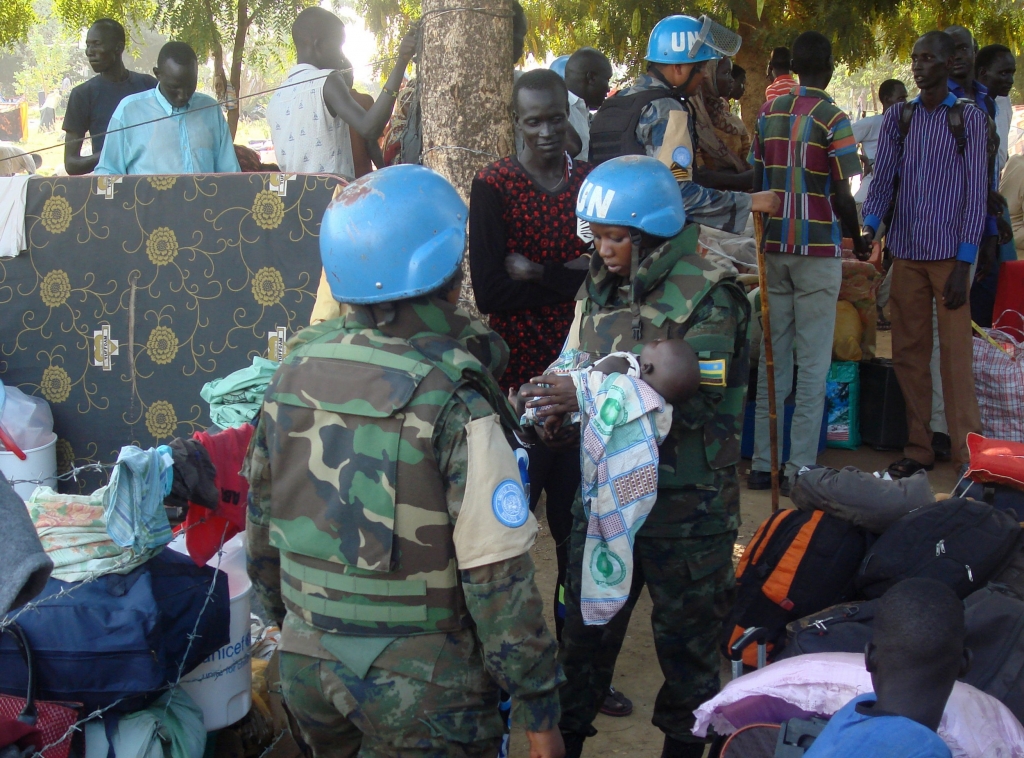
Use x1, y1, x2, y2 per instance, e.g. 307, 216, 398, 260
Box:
750, 86, 861, 258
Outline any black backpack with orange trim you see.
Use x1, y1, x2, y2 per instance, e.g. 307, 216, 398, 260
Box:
722, 509, 870, 666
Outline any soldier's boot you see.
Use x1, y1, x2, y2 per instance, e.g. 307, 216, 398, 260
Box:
660, 736, 706, 758
561, 731, 588, 758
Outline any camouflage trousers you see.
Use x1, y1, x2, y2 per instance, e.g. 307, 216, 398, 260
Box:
558, 502, 737, 743
279, 636, 505, 758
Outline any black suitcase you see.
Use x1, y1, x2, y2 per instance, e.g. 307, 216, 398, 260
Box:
859, 358, 907, 450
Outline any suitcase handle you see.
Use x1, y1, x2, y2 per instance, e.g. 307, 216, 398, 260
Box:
1, 623, 38, 726
729, 626, 768, 679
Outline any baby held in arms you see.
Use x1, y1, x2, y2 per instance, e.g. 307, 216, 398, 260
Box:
518, 338, 700, 434
517, 339, 701, 625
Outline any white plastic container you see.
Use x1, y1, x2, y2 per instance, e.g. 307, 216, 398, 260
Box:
0, 434, 57, 500
170, 532, 253, 731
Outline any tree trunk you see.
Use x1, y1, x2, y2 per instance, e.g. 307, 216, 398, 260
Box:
734, 37, 767, 137
226, 0, 248, 138
419, 0, 514, 314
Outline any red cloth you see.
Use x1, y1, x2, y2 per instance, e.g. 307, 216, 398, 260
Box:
0, 719, 42, 751
966, 433, 1024, 490
184, 424, 254, 566
993, 259, 1024, 341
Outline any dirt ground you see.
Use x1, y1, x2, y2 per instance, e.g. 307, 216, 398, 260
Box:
509, 330, 965, 757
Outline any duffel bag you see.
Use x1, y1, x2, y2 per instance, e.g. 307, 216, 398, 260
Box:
0, 549, 229, 712
775, 600, 878, 661
855, 498, 1020, 600
962, 583, 1024, 723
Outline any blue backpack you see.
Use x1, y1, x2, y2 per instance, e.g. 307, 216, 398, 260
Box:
0, 549, 230, 713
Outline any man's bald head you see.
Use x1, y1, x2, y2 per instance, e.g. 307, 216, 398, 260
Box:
293, 7, 346, 70
565, 48, 613, 109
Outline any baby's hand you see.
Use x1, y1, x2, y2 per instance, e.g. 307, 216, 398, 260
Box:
542, 413, 566, 436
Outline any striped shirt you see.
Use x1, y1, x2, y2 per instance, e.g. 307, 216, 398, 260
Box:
862, 93, 988, 263
750, 86, 861, 258
764, 74, 797, 104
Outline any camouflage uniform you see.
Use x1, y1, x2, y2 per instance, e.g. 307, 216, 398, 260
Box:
245, 297, 563, 757
613, 74, 753, 235
617, 73, 688, 159
558, 224, 750, 744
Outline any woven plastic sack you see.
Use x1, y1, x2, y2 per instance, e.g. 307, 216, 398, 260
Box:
833, 301, 863, 362
826, 361, 860, 450
972, 328, 1024, 443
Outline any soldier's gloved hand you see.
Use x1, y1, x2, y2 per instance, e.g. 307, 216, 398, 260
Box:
526, 728, 565, 758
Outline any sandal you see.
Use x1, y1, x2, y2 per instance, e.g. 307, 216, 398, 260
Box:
599, 686, 633, 717
887, 457, 934, 479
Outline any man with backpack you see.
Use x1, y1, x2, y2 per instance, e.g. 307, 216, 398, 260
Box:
587, 13, 743, 193
861, 30, 986, 477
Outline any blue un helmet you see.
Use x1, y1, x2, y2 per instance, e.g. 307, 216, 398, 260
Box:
549, 55, 570, 78
576, 155, 686, 238
646, 14, 741, 65
319, 165, 467, 304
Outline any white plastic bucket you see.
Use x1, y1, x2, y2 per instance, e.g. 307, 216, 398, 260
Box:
170, 532, 253, 731
0, 434, 57, 500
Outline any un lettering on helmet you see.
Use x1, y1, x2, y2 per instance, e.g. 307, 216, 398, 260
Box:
577, 182, 617, 220
672, 31, 702, 53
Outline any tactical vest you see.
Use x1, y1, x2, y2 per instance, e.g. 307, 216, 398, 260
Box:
264, 321, 506, 637
576, 227, 750, 487
589, 88, 683, 165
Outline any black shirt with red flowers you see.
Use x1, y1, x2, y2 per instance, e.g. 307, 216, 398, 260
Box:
469, 155, 593, 392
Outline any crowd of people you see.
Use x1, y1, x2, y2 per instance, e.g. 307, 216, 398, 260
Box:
31, 8, 1022, 758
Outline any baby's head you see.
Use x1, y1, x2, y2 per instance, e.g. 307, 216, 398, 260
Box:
638, 338, 700, 404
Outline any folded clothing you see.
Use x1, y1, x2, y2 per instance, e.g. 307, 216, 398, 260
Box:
791, 466, 935, 534
200, 356, 278, 429
26, 487, 157, 582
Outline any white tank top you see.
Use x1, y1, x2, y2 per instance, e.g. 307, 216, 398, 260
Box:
268, 64, 355, 180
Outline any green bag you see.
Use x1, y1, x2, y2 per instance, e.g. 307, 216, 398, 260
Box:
826, 361, 860, 450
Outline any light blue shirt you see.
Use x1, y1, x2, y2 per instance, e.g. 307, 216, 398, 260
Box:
95, 86, 240, 175
804, 694, 951, 758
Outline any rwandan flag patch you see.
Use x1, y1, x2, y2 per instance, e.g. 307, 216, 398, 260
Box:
699, 359, 727, 387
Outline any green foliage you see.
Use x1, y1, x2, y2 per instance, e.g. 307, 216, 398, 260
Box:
356, 0, 1024, 79
0, 0, 36, 49
13, 0, 79, 98
830, 56, 913, 117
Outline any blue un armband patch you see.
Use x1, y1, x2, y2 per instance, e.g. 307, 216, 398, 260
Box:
492, 479, 529, 528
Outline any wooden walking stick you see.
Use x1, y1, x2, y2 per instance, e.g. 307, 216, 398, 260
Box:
753, 212, 780, 512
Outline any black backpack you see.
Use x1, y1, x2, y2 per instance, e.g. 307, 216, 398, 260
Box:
884, 98, 997, 229
855, 498, 1021, 600
776, 599, 879, 660
962, 583, 1024, 722
723, 509, 870, 664
588, 88, 684, 165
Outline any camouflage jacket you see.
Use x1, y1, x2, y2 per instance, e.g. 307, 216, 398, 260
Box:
244, 297, 563, 730
575, 224, 751, 492
619, 73, 690, 157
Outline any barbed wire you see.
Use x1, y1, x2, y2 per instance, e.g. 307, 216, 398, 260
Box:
4, 461, 116, 488
24, 517, 235, 758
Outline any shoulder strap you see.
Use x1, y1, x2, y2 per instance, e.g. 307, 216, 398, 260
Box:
947, 101, 967, 156
897, 100, 917, 146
